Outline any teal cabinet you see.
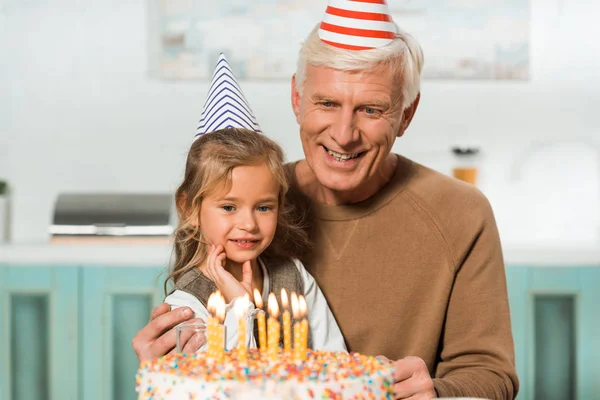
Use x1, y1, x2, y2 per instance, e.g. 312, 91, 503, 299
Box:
0, 265, 165, 400
1, 264, 599, 400
0, 266, 79, 400
81, 267, 165, 400
506, 267, 600, 400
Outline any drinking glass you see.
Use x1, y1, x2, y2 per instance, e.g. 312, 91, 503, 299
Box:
175, 321, 207, 354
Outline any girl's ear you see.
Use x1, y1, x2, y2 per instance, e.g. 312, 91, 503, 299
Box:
176, 192, 198, 225
176, 192, 189, 217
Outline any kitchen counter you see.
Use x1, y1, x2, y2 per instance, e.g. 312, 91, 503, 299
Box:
1, 243, 599, 267
501, 246, 600, 266
0, 243, 174, 266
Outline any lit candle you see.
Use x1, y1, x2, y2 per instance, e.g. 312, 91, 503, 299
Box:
291, 292, 302, 362
299, 295, 308, 361
267, 292, 280, 361
234, 295, 250, 362
281, 289, 292, 354
206, 292, 216, 359
215, 292, 226, 362
253, 289, 267, 353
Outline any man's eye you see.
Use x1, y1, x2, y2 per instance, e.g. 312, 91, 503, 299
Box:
221, 205, 235, 212
364, 107, 379, 115
322, 102, 334, 108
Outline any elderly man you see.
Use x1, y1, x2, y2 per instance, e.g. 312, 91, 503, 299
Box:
133, 4, 519, 399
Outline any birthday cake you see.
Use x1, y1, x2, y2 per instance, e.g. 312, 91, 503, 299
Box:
136, 348, 395, 400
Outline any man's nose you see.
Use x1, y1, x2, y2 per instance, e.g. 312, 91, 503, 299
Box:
329, 108, 360, 147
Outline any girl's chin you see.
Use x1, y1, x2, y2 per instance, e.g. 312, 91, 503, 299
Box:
225, 257, 253, 265
223, 249, 261, 265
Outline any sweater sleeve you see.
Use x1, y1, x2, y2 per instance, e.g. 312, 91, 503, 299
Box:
432, 195, 519, 400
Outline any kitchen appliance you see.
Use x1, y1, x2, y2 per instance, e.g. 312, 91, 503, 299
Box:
49, 193, 175, 244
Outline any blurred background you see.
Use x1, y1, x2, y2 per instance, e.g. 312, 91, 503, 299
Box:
1, 0, 599, 399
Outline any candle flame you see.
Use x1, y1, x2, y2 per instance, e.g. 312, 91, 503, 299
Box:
299, 295, 307, 317
281, 288, 289, 309
214, 292, 226, 323
253, 288, 263, 308
207, 292, 215, 315
291, 292, 300, 319
216, 303, 225, 323
234, 296, 249, 318
268, 292, 280, 318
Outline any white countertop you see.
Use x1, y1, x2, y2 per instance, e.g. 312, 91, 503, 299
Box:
0, 243, 174, 266
1, 243, 599, 267
501, 246, 600, 266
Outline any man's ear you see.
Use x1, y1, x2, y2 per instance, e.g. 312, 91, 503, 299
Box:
396, 92, 421, 138
291, 74, 301, 124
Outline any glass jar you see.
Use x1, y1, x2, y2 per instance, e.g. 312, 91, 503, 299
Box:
451, 146, 481, 185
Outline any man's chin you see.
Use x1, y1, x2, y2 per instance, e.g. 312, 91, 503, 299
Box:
317, 175, 363, 195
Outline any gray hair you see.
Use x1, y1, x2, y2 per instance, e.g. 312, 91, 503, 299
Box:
295, 23, 424, 109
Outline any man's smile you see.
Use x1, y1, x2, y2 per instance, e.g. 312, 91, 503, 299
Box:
322, 145, 365, 162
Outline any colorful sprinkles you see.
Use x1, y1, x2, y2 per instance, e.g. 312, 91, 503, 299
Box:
136, 348, 395, 399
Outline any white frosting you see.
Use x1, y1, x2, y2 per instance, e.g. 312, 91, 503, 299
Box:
137, 370, 394, 399
136, 350, 395, 399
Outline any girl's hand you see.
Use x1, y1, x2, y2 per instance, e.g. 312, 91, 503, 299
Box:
202, 244, 254, 303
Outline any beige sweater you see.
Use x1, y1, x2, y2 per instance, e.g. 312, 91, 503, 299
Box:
286, 155, 519, 399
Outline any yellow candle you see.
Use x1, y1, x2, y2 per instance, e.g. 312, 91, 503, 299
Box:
206, 316, 214, 358
206, 293, 216, 358
293, 321, 301, 361
299, 295, 308, 361
216, 325, 225, 362
300, 319, 308, 359
267, 293, 280, 361
253, 289, 267, 352
215, 292, 226, 362
281, 289, 292, 354
267, 318, 280, 361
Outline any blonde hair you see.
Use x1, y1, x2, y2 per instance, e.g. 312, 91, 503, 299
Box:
295, 23, 424, 109
165, 128, 309, 294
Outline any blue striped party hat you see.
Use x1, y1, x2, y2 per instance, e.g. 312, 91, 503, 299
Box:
195, 54, 262, 138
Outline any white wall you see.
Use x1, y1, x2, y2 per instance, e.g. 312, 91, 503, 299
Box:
1, 0, 599, 246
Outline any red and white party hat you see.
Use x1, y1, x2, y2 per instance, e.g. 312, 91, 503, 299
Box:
318, 0, 397, 50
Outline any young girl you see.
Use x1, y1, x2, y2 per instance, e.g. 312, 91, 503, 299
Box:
164, 127, 346, 352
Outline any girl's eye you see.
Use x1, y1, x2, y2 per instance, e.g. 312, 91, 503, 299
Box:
221, 205, 235, 212
257, 205, 272, 212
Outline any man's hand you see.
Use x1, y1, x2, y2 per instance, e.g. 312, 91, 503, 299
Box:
385, 356, 436, 399
202, 244, 253, 303
176, 320, 207, 354
132, 303, 193, 362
